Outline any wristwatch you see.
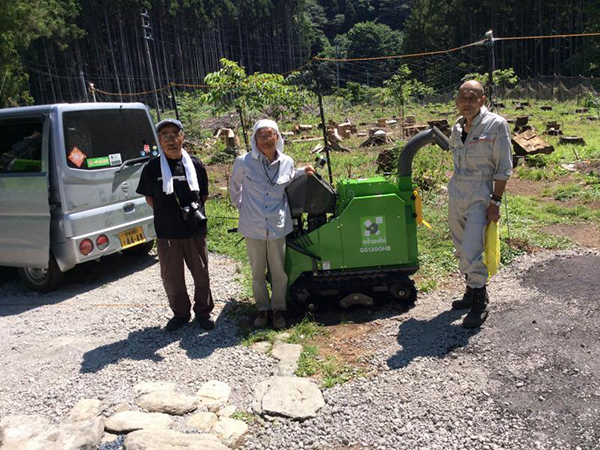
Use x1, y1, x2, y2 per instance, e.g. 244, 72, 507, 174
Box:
490, 196, 502, 207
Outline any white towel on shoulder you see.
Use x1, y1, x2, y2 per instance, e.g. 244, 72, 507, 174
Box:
160, 149, 199, 194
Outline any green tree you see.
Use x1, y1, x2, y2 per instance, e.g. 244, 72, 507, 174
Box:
462, 68, 518, 91
345, 21, 403, 59
202, 59, 313, 147
0, 0, 81, 107
384, 64, 432, 120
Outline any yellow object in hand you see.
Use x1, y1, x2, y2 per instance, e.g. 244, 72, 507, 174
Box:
484, 221, 500, 278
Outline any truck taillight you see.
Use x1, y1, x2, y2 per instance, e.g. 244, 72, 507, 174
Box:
79, 239, 94, 255
96, 234, 109, 250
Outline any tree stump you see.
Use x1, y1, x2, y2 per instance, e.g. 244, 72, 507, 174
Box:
559, 136, 586, 145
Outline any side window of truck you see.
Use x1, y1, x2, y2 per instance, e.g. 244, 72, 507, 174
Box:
0, 119, 43, 173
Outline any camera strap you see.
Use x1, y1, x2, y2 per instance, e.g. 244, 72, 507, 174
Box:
171, 171, 201, 208
262, 158, 280, 186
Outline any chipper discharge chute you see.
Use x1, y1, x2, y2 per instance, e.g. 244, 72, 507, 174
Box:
285, 127, 449, 311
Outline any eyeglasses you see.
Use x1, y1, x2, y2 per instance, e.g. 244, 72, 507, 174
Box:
256, 132, 277, 141
159, 132, 181, 140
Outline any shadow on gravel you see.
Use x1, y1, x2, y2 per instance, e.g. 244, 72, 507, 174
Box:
387, 309, 480, 369
0, 253, 158, 317
80, 298, 245, 373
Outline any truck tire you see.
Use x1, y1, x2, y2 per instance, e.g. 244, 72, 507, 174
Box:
123, 239, 155, 256
17, 255, 64, 293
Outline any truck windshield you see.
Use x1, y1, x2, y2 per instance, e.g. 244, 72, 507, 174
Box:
63, 109, 157, 170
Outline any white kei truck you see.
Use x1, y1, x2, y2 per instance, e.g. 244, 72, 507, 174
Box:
0, 102, 158, 292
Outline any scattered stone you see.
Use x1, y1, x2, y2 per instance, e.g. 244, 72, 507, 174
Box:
252, 376, 325, 420
197, 380, 232, 410
212, 417, 249, 446
0, 415, 50, 447
217, 405, 237, 418
123, 429, 228, 450
186, 412, 218, 432
272, 342, 302, 361
135, 390, 198, 415
250, 341, 271, 353
101, 432, 119, 444
68, 399, 106, 422
104, 411, 173, 434
272, 341, 302, 376
113, 403, 131, 414
133, 381, 177, 397
52, 417, 105, 450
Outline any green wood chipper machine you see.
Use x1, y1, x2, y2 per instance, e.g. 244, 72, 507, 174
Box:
284, 127, 449, 311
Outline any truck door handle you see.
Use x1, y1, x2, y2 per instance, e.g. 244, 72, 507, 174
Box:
123, 202, 135, 213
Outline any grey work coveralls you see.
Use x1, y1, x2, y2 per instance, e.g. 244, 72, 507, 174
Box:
448, 106, 513, 288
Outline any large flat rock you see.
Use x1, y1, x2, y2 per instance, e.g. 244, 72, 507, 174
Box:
135, 390, 198, 415
252, 376, 324, 420
104, 411, 173, 433
123, 429, 228, 450
0, 415, 50, 446
196, 380, 231, 410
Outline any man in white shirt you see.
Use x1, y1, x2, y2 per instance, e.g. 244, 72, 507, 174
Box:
448, 80, 512, 328
229, 120, 314, 329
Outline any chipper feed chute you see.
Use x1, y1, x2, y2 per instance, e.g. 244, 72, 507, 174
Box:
285, 127, 449, 311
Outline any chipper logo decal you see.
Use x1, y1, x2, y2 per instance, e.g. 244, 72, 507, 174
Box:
360, 216, 391, 253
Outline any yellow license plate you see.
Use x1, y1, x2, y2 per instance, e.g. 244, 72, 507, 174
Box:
119, 227, 146, 249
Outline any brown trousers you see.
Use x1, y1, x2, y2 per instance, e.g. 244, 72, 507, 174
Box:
156, 234, 214, 319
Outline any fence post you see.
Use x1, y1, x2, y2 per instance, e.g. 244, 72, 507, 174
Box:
170, 82, 180, 122
312, 61, 334, 186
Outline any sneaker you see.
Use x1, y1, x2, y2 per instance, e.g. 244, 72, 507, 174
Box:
462, 287, 489, 329
165, 315, 190, 332
196, 316, 215, 331
272, 311, 286, 330
452, 286, 474, 310
253, 311, 269, 328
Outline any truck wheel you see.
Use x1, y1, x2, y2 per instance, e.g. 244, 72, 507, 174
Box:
123, 240, 155, 256
18, 255, 64, 293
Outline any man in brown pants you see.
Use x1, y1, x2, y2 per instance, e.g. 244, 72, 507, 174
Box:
137, 119, 215, 332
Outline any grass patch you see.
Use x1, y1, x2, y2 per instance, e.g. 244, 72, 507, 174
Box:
295, 344, 319, 377
230, 410, 258, 424
320, 356, 356, 388
241, 328, 278, 347
295, 344, 358, 388
286, 317, 328, 344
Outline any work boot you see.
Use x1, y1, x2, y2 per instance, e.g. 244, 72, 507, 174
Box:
253, 311, 268, 328
165, 315, 191, 332
272, 310, 286, 330
195, 316, 215, 331
452, 286, 474, 310
462, 286, 489, 329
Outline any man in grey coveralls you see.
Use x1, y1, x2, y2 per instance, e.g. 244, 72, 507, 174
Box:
448, 80, 513, 328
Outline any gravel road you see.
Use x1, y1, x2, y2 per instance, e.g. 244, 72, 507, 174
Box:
0, 247, 598, 449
